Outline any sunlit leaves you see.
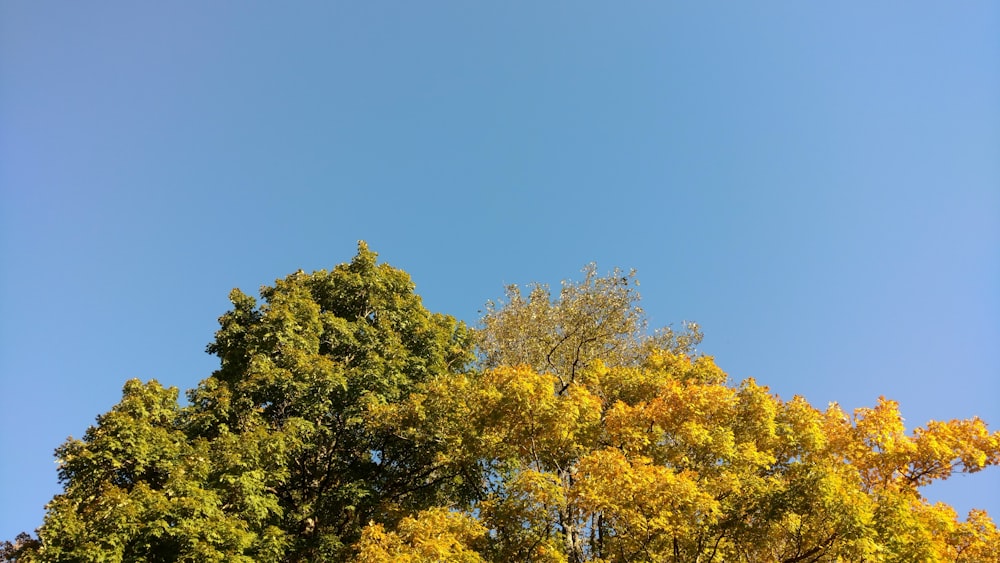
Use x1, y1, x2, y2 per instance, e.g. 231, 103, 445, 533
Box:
575, 449, 717, 560
471, 342, 1000, 561
13, 252, 1000, 562
37, 380, 264, 562
355, 508, 486, 563
476, 265, 701, 392
477, 366, 602, 468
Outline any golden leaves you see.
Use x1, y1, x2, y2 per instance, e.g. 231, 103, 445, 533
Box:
575, 449, 717, 546
467, 355, 1000, 561
355, 508, 486, 563
476, 365, 602, 466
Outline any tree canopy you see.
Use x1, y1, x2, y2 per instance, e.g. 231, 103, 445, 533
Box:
6, 243, 1000, 562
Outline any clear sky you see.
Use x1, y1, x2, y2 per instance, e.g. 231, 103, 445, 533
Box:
2, 2, 998, 541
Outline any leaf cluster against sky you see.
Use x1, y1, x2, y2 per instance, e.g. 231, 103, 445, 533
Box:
7, 246, 999, 561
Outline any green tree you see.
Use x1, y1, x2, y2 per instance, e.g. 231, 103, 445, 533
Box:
185, 242, 478, 560
18, 243, 477, 562
33, 380, 262, 562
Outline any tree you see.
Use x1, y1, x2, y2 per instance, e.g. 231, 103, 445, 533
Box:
1, 534, 40, 563
473, 268, 703, 562
477, 265, 701, 392
9, 248, 1000, 562
468, 267, 1000, 562
467, 355, 1000, 562
186, 242, 479, 560
32, 380, 263, 562
16, 243, 478, 562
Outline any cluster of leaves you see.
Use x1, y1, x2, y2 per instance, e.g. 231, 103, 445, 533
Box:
6, 243, 1000, 562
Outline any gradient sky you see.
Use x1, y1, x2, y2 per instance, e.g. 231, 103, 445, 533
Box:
2, 2, 998, 540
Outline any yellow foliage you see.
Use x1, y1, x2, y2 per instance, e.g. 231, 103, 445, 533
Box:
354, 508, 486, 563
575, 449, 718, 559
468, 356, 1000, 561
24, 258, 1000, 563
476, 365, 602, 467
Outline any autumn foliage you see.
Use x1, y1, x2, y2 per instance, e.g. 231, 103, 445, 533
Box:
6, 244, 1000, 562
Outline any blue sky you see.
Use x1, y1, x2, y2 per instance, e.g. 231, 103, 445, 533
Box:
2, 2, 998, 540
